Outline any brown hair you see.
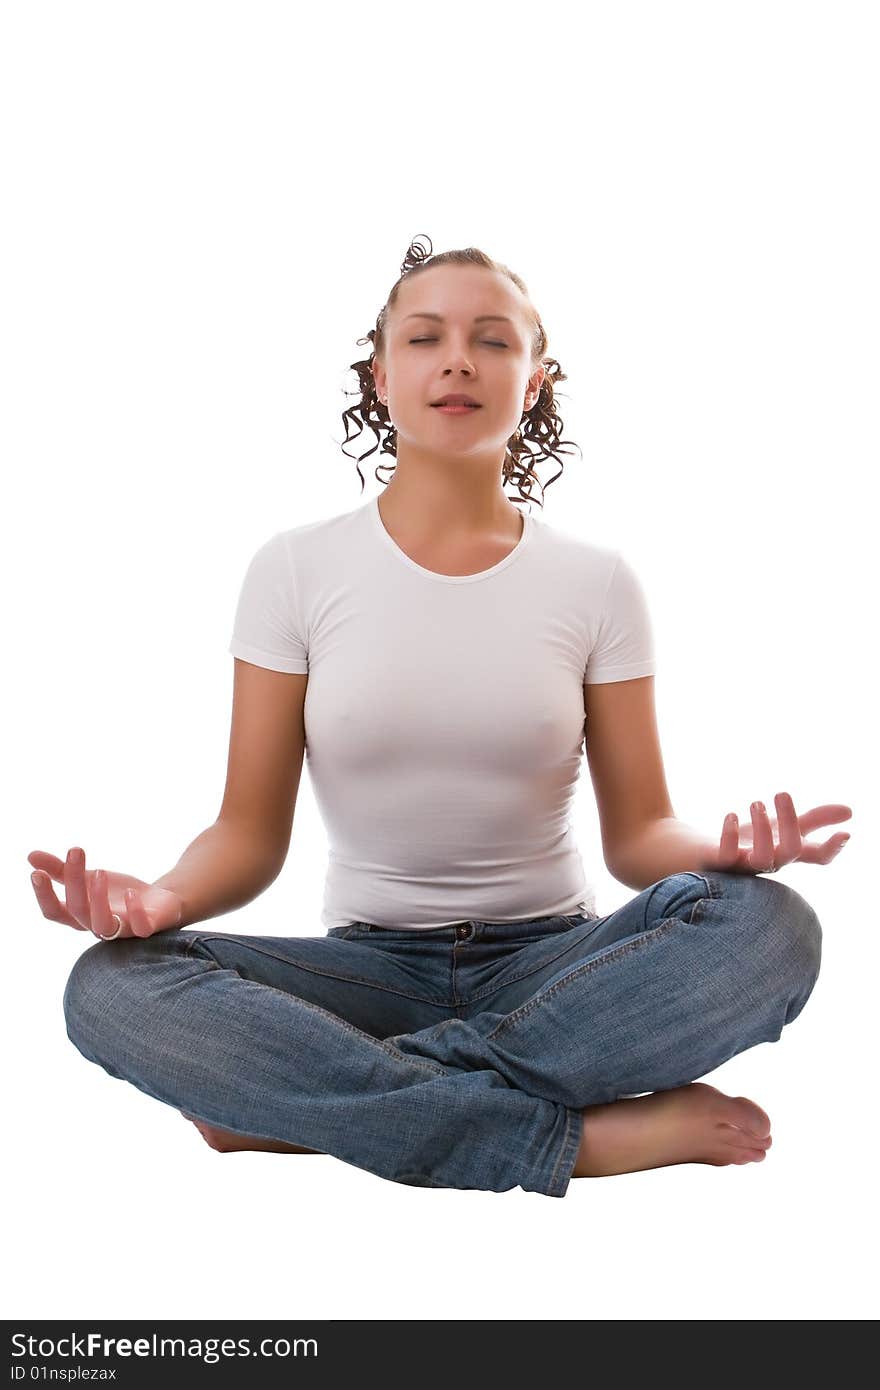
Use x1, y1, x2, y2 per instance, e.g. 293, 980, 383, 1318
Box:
339, 234, 582, 510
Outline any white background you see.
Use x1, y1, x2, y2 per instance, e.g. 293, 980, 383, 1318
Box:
4, 0, 876, 1322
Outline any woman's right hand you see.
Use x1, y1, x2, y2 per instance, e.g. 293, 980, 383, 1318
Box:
27, 846, 184, 940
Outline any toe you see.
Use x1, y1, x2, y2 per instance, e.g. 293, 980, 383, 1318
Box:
728, 1095, 772, 1140
721, 1124, 770, 1151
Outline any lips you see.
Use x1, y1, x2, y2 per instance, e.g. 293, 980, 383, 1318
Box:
431, 394, 481, 407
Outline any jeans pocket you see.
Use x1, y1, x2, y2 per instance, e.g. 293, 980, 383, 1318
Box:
327, 923, 379, 940
560, 912, 591, 929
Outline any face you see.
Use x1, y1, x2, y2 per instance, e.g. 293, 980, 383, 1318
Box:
372, 265, 545, 467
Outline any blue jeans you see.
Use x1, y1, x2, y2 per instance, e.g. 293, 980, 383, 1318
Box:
62, 869, 821, 1197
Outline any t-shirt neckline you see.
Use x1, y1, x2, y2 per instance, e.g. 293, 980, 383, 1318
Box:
370, 495, 533, 585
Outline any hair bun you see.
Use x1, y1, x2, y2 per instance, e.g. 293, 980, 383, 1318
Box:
400, 234, 433, 277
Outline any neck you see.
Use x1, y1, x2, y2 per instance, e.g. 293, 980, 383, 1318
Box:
378, 449, 521, 541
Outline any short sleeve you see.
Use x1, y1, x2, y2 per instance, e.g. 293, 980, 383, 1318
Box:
585, 551, 656, 684
227, 531, 309, 674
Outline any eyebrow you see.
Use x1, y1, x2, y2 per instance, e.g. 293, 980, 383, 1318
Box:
402, 313, 517, 326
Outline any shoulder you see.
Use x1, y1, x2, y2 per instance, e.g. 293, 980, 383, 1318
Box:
530, 512, 622, 591
273, 503, 368, 567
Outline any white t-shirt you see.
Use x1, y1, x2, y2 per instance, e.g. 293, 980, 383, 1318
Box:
228, 495, 656, 931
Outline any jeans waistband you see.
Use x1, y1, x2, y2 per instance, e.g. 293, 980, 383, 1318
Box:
348, 912, 590, 942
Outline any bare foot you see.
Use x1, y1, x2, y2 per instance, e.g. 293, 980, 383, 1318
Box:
572, 1081, 772, 1177
182, 1113, 321, 1155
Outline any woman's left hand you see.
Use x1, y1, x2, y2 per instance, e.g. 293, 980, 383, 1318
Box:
700, 791, 852, 874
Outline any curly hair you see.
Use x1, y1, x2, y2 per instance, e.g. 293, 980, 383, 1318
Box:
339, 233, 582, 510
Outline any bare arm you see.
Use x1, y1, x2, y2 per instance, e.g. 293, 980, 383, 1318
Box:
150, 819, 286, 929
607, 817, 718, 892
28, 661, 307, 939
151, 658, 309, 929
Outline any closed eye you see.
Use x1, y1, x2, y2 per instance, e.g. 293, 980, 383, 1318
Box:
409, 337, 508, 348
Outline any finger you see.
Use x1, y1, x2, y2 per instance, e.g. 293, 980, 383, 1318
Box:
793, 803, 853, 835
774, 791, 803, 864
798, 834, 851, 865
90, 868, 121, 938
27, 850, 68, 883
749, 801, 775, 871
63, 847, 91, 930
125, 888, 153, 938
718, 813, 740, 868
30, 870, 89, 930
